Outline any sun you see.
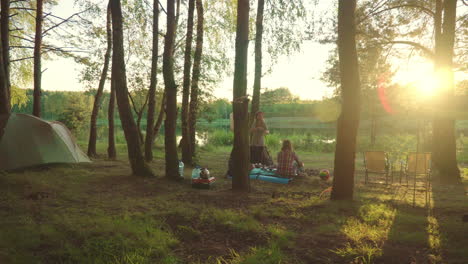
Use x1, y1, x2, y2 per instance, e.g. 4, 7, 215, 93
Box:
414, 68, 451, 97
395, 63, 451, 98
413, 74, 439, 96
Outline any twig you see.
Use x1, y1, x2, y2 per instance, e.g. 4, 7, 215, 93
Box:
10, 56, 34, 62
42, 8, 91, 36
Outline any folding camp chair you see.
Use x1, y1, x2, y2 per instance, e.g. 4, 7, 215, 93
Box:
363, 151, 391, 184
404, 152, 431, 207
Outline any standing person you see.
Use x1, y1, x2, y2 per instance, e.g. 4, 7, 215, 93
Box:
277, 140, 303, 178
250, 111, 269, 164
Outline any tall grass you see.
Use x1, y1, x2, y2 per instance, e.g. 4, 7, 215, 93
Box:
205, 130, 336, 153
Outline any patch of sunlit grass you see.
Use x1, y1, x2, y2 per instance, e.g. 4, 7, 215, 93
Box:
199, 208, 263, 233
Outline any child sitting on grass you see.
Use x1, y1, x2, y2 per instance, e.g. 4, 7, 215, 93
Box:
277, 140, 303, 178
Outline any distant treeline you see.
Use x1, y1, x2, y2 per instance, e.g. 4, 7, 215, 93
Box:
13, 90, 468, 129
13, 90, 101, 121
12, 89, 334, 122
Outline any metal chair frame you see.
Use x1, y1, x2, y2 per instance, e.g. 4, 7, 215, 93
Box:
403, 152, 432, 207
363, 151, 392, 185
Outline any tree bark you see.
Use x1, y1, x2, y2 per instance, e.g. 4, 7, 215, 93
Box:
432, 0, 460, 183
188, 0, 204, 158
110, 0, 153, 176
153, 90, 165, 141
181, 0, 195, 165
331, 0, 361, 200
33, 0, 43, 117
163, 0, 181, 180
250, 0, 264, 125
231, 0, 250, 192
145, 0, 160, 162
88, 1, 112, 157
128, 92, 147, 143
1, 0, 10, 104
107, 75, 117, 159
175, 0, 181, 32
0, 19, 9, 115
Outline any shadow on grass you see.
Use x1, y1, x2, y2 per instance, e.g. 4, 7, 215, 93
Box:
380, 204, 430, 264
431, 179, 468, 264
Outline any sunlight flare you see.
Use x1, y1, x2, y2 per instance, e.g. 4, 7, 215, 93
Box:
397, 66, 452, 98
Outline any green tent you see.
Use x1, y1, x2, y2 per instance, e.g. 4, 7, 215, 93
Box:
0, 113, 90, 171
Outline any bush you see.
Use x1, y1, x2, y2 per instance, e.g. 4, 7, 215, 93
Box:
57, 94, 91, 132
207, 130, 233, 146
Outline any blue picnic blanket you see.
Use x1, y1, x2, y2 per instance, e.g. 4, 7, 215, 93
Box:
249, 168, 291, 184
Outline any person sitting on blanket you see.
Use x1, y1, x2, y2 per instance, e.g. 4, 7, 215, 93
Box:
277, 140, 303, 178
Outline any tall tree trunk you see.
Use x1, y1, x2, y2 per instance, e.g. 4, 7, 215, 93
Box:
1, 0, 10, 104
153, 90, 165, 141
145, 0, 160, 162
0, 21, 9, 116
163, 0, 181, 180
175, 0, 181, 33
110, 0, 153, 176
250, 0, 264, 125
181, 0, 195, 165
33, 0, 43, 117
128, 92, 147, 144
432, 0, 460, 183
231, 0, 250, 192
136, 109, 145, 143
331, 0, 361, 201
107, 76, 117, 159
188, 0, 204, 158
88, 2, 112, 157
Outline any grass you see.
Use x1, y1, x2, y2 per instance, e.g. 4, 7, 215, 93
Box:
1, 143, 467, 263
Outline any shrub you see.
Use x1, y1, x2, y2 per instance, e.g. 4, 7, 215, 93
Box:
207, 130, 233, 146
57, 94, 91, 132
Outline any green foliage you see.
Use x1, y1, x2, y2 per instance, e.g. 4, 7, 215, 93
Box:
199, 98, 232, 122
261, 87, 299, 105
207, 130, 233, 146
10, 86, 29, 108
57, 94, 92, 131
204, 129, 336, 154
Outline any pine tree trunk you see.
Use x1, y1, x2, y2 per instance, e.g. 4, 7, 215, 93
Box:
231, 0, 250, 192
153, 91, 165, 141
181, 0, 195, 165
128, 92, 147, 144
250, 0, 264, 125
331, 0, 360, 200
175, 0, 181, 33
33, 0, 43, 117
432, 0, 460, 184
1, 0, 10, 104
110, 0, 153, 176
88, 2, 112, 157
0, 24, 9, 115
163, 0, 181, 180
107, 76, 117, 159
188, 0, 204, 158
145, 0, 160, 162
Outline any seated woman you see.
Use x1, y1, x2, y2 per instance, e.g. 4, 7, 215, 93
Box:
277, 140, 303, 178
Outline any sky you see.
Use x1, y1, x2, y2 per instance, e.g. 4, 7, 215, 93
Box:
39, 1, 466, 101
42, 1, 335, 101
42, 41, 334, 100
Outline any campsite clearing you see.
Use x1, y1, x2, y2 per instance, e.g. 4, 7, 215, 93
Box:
1, 145, 467, 263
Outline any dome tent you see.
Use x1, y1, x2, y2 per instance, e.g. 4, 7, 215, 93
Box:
0, 113, 90, 171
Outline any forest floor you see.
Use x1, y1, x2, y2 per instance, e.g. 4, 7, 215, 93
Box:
0, 144, 467, 264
